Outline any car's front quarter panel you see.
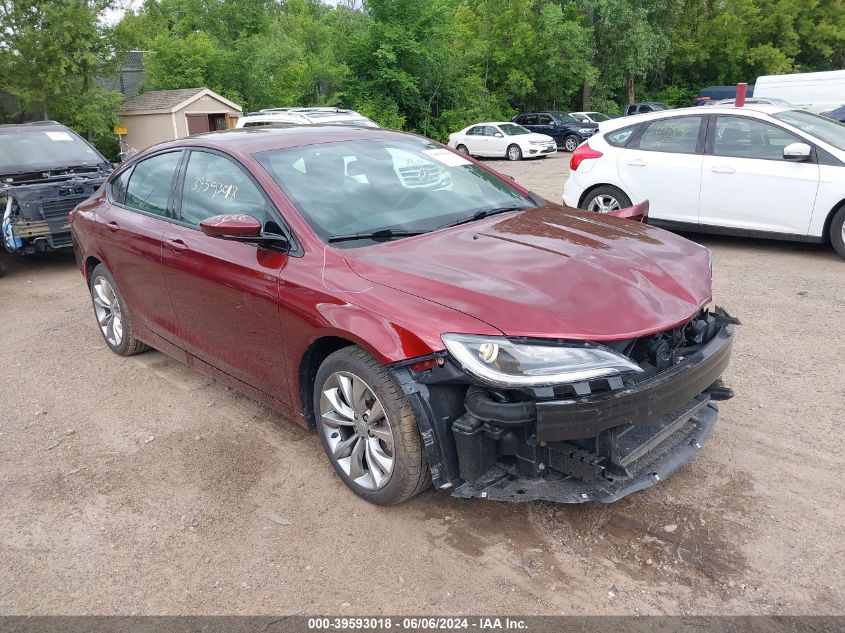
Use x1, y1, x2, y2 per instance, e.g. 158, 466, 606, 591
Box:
276, 245, 502, 421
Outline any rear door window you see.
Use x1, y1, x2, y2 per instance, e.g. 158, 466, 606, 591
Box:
637, 116, 702, 154
124, 151, 183, 217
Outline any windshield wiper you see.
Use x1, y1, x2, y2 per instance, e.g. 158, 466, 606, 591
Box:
327, 228, 427, 244
435, 205, 530, 230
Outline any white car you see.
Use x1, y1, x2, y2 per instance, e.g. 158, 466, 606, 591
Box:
447, 122, 556, 161
236, 107, 379, 129
563, 105, 845, 258
570, 111, 612, 124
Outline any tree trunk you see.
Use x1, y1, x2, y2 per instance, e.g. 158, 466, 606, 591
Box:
625, 74, 635, 104
582, 79, 591, 111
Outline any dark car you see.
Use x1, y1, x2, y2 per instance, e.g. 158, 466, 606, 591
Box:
1, 121, 112, 255
692, 85, 755, 106
71, 125, 736, 506
821, 105, 845, 123
623, 102, 669, 116
512, 112, 598, 152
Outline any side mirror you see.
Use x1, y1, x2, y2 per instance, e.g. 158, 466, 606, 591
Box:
200, 214, 262, 239
783, 142, 812, 161
494, 132, 504, 138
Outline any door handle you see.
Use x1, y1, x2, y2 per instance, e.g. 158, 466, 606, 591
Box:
166, 238, 188, 253
625, 159, 647, 166
710, 166, 736, 174
105, 221, 120, 232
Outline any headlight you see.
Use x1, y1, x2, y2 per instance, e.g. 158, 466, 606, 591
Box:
441, 334, 643, 387
578, 128, 594, 134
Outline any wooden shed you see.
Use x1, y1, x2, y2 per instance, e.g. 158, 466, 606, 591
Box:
118, 88, 242, 151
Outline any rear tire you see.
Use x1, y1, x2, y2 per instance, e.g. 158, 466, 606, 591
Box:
456, 144, 469, 155
582, 185, 632, 213
89, 264, 149, 356
506, 144, 522, 161
314, 346, 430, 505
830, 205, 845, 259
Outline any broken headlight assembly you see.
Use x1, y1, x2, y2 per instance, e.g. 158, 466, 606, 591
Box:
441, 333, 643, 387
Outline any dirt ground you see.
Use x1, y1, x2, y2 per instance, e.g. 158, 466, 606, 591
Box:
1, 151, 843, 616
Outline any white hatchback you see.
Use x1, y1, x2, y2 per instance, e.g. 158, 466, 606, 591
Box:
448, 122, 556, 161
563, 106, 845, 258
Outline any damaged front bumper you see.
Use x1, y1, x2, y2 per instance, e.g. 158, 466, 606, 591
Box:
391, 309, 737, 504
2, 175, 106, 254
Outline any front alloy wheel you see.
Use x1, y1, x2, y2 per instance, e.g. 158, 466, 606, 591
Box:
563, 135, 579, 152
313, 346, 431, 504
319, 371, 395, 490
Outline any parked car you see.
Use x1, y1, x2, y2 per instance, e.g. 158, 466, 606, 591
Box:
754, 70, 845, 114
563, 105, 845, 258
447, 122, 556, 160
71, 125, 736, 505
570, 111, 612, 124
693, 85, 754, 107
821, 105, 845, 123
235, 107, 379, 129
2, 121, 112, 255
511, 112, 598, 151
623, 102, 669, 116
703, 97, 793, 107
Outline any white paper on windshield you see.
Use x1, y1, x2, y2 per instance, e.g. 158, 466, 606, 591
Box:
422, 148, 471, 167
45, 131, 73, 141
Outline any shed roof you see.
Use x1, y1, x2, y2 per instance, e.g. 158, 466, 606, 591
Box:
121, 88, 242, 115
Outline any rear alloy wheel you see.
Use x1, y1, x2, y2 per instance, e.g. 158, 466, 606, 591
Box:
584, 185, 632, 214
563, 135, 579, 152
830, 205, 845, 259
89, 264, 149, 356
506, 144, 522, 161
314, 346, 430, 504
456, 144, 469, 155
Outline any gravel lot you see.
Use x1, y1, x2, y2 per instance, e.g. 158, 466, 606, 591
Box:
1, 151, 843, 616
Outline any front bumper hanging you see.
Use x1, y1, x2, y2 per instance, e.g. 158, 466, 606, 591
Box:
392, 309, 738, 504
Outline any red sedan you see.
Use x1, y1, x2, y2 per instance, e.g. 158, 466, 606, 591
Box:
71, 125, 737, 505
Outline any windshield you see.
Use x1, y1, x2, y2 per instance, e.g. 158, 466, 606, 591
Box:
499, 124, 530, 136
0, 128, 104, 173
772, 110, 845, 151
255, 137, 534, 247
587, 112, 610, 122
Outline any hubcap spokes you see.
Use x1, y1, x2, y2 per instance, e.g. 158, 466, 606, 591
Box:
588, 195, 620, 213
92, 278, 123, 347
319, 371, 395, 490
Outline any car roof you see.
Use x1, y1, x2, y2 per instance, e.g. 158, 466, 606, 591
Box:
598, 105, 793, 131
149, 124, 410, 155
0, 120, 71, 133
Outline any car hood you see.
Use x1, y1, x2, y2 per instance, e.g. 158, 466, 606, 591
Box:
343, 204, 713, 341
521, 133, 556, 143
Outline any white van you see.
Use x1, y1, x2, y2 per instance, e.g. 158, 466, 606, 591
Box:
754, 70, 845, 114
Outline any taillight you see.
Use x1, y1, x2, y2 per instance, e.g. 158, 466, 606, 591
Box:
570, 143, 603, 171
68, 209, 74, 224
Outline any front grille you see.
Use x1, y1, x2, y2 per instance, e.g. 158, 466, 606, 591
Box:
41, 197, 85, 221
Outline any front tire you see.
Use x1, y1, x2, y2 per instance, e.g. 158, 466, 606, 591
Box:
583, 185, 632, 214
506, 144, 522, 161
563, 135, 579, 152
89, 264, 149, 356
314, 346, 430, 505
830, 205, 845, 259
